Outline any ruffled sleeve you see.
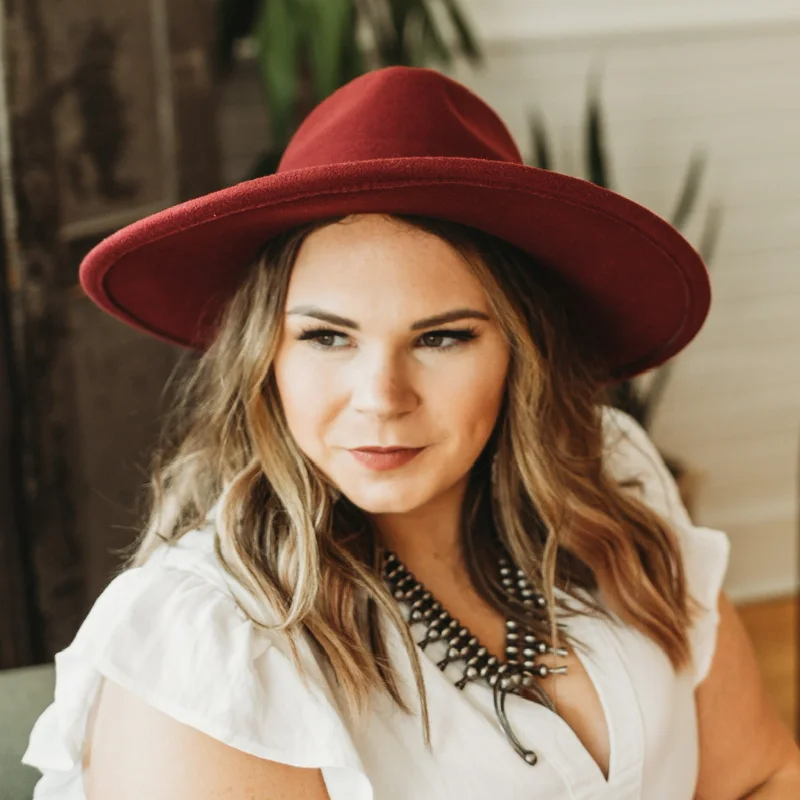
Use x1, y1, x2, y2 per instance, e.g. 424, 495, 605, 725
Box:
602, 406, 731, 687
21, 539, 372, 799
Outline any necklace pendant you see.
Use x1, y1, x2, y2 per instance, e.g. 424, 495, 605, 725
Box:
493, 672, 540, 766
381, 548, 571, 768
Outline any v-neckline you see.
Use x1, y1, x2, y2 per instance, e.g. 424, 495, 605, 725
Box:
378, 551, 645, 795
507, 591, 645, 792
401, 588, 645, 796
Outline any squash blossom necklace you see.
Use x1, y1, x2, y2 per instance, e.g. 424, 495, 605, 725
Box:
381, 548, 569, 766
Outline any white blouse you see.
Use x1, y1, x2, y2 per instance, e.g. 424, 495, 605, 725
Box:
22, 408, 730, 799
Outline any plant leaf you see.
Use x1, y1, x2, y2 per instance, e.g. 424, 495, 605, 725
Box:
255, 0, 299, 146
608, 380, 650, 429
215, 0, 262, 76
247, 146, 286, 178
416, 0, 453, 65
358, 0, 393, 64
438, 0, 482, 63
339, 12, 367, 81
637, 365, 672, 430
585, 74, 610, 189
306, 0, 353, 101
384, 0, 414, 64
527, 110, 552, 170
697, 201, 723, 266
671, 150, 707, 231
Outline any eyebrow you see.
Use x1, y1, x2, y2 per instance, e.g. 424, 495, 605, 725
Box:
286, 306, 491, 331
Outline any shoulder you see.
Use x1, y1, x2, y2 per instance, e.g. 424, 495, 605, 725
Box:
23, 523, 369, 797
84, 676, 333, 800
599, 406, 731, 686
600, 405, 692, 528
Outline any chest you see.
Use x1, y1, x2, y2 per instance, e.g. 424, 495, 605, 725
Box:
348, 594, 701, 800
438, 593, 611, 779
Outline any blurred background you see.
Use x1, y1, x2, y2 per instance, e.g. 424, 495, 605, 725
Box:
0, 0, 798, 790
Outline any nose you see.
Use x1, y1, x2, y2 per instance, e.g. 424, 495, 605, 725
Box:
350, 349, 419, 420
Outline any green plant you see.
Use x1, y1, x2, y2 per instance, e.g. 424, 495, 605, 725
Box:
528, 72, 723, 432
215, 0, 482, 177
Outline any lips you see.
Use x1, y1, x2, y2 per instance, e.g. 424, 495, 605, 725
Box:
354, 447, 419, 453
349, 447, 425, 471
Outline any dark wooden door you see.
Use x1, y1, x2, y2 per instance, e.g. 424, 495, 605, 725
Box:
0, 0, 221, 667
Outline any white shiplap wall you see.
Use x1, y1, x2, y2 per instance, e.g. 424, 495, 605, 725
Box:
458, 0, 800, 41
445, 2, 800, 603
218, 2, 800, 602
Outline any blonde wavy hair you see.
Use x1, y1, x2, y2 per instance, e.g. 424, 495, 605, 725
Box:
124, 213, 697, 747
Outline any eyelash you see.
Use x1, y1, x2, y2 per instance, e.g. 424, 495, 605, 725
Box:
296, 326, 480, 351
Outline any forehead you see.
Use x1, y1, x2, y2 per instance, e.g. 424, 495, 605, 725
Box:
286, 215, 489, 310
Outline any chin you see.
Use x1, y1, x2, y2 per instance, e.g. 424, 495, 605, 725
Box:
341, 485, 431, 515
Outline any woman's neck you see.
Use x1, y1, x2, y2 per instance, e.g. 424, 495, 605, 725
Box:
369, 478, 471, 592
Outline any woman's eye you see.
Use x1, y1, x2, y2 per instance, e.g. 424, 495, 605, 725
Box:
296, 327, 479, 351
419, 328, 479, 350
297, 328, 350, 349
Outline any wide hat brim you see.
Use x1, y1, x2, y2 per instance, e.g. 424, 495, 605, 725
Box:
79, 156, 710, 381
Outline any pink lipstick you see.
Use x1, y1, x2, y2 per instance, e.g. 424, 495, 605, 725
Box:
349, 447, 425, 471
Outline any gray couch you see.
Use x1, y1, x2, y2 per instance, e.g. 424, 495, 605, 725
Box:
0, 664, 55, 800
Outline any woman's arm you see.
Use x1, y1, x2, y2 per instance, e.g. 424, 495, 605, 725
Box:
694, 593, 800, 799
85, 677, 333, 800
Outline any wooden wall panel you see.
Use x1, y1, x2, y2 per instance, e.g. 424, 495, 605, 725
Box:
0, 247, 37, 665
0, 0, 220, 666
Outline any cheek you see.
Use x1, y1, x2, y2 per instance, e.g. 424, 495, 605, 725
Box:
274, 351, 338, 446
459, 349, 508, 417
460, 380, 505, 439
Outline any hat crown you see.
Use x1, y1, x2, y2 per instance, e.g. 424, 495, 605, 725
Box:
278, 66, 523, 172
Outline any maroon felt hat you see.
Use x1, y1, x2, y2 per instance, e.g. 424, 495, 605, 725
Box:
79, 65, 710, 380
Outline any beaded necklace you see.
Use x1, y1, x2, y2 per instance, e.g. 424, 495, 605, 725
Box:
381, 549, 569, 766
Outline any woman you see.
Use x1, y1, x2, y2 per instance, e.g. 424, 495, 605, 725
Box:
22, 66, 800, 799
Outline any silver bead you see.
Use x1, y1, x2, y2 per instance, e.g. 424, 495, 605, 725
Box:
383, 549, 560, 769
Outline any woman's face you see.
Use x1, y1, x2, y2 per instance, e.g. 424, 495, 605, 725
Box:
273, 214, 511, 515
